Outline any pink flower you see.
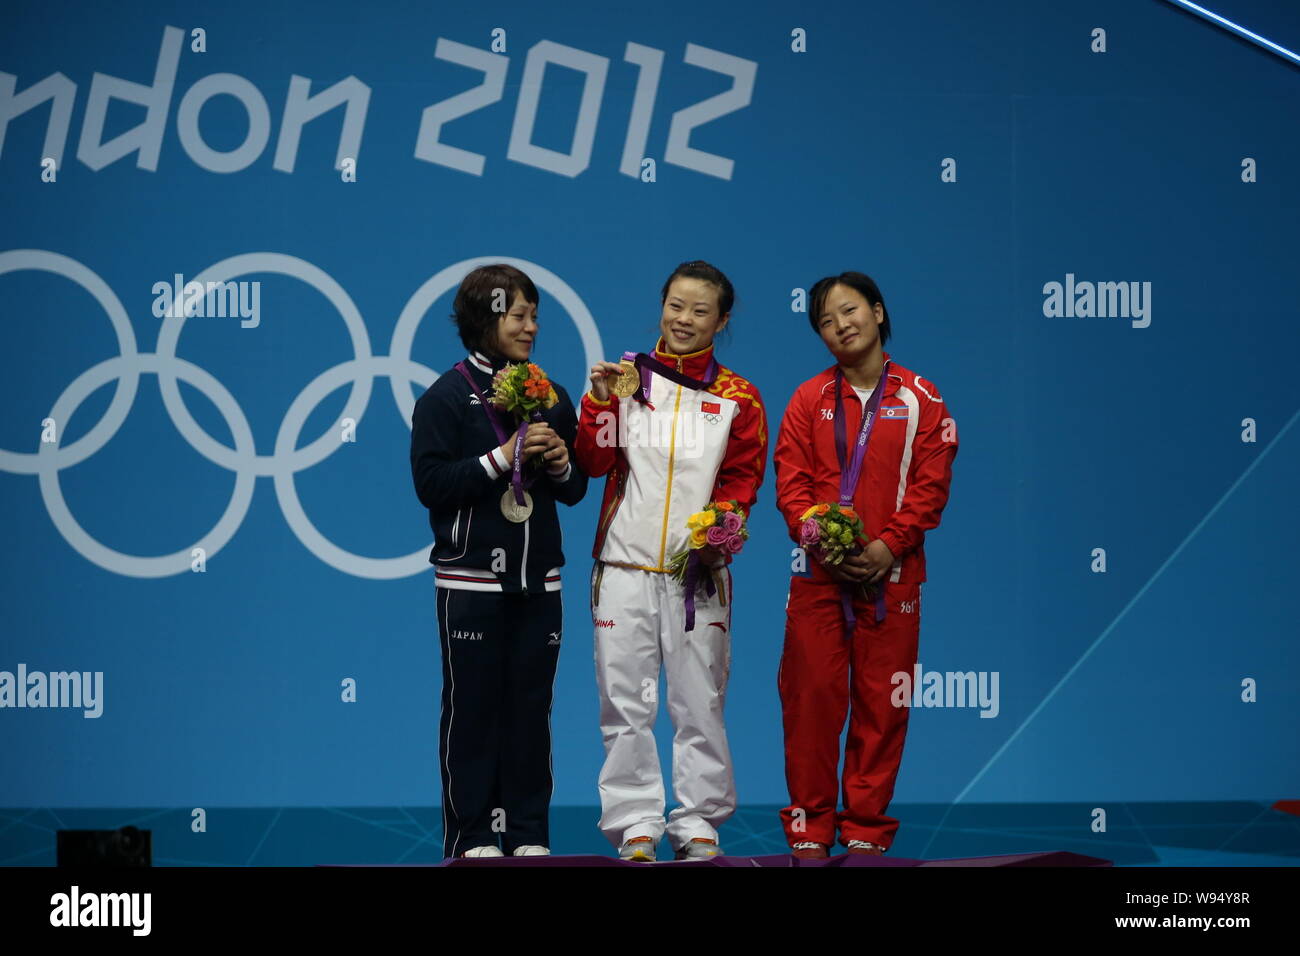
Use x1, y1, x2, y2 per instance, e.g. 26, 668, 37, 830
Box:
724, 533, 744, 553
706, 525, 729, 547
721, 511, 742, 533
799, 518, 820, 543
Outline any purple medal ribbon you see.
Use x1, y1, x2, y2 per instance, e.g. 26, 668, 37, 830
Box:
832, 361, 890, 636
682, 552, 718, 632
624, 350, 719, 408
454, 361, 536, 505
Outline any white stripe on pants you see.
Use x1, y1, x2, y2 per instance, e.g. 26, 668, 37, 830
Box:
592, 562, 735, 849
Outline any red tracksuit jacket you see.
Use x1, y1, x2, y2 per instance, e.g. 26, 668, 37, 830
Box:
774, 353, 957, 586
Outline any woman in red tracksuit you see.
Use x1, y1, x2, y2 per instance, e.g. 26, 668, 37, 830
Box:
774, 271, 957, 858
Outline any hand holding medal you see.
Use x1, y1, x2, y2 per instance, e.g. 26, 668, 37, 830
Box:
610, 358, 640, 398
587, 359, 634, 402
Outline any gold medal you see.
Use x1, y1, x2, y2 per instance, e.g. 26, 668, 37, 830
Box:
610, 360, 639, 398
500, 488, 534, 523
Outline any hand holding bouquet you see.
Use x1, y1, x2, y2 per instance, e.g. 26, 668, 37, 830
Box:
490, 360, 562, 477
668, 500, 749, 582
668, 500, 748, 631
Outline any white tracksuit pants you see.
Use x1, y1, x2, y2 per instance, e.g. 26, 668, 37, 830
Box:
591, 561, 736, 849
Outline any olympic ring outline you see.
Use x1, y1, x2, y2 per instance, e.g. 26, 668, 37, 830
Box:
38, 353, 257, 579
0, 250, 605, 579
0, 250, 141, 474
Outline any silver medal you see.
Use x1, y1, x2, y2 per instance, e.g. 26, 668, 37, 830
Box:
500, 488, 534, 522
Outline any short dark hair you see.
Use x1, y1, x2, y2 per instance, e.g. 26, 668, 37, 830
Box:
660, 260, 735, 318
807, 271, 892, 347
451, 264, 539, 354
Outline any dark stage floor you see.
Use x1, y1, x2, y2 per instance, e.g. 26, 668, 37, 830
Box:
4, 802, 1298, 866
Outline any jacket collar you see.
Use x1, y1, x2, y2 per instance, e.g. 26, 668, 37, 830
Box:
824, 351, 899, 399
652, 337, 716, 377
468, 350, 509, 375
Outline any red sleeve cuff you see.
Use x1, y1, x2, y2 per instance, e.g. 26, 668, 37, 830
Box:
877, 528, 905, 559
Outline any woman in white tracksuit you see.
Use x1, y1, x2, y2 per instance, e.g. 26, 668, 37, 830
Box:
574, 261, 767, 861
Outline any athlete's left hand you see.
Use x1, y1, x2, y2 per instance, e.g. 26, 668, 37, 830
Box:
542, 430, 570, 473
861, 539, 895, 584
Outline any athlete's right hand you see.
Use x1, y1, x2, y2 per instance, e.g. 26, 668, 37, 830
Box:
500, 422, 555, 465
588, 361, 624, 402
824, 549, 872, 583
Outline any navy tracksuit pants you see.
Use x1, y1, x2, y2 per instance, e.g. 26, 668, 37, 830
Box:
436, 586, 563, 857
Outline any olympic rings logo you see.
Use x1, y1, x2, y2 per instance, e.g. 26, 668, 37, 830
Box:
0, 250, 605, 580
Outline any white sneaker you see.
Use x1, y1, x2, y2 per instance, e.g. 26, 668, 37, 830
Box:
846, 840, 886, 855
675, 837, 723, 860
619, 836, 657, 862
512, 845, 550, 856
461, 845, 504, 858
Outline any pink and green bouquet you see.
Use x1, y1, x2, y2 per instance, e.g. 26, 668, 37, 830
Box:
798, 503, 866, 566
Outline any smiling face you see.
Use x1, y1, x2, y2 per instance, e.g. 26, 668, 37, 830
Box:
816, 282, 884, 362
494, 290, 538, 361
659, 277, 729, 354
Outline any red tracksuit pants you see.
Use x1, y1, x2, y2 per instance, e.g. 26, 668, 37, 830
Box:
778, 574, 921, 849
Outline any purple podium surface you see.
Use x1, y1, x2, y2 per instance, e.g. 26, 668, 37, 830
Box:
326, 850, 1111, 868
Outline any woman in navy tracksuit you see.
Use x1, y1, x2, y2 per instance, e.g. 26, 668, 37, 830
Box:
410, 263, 587, 858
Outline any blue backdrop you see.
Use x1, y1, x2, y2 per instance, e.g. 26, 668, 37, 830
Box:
2, 0, 1297, 810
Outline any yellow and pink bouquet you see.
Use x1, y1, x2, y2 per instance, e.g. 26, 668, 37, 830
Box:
667, 500, 748, 631
668, 500, 749, 583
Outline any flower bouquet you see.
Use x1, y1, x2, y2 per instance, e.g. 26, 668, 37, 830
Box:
797, 503, 865, 566
799, 503, 884, 627
489, 361, 559, 418
667, 500, 749, 630
668, 500, 748, 580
